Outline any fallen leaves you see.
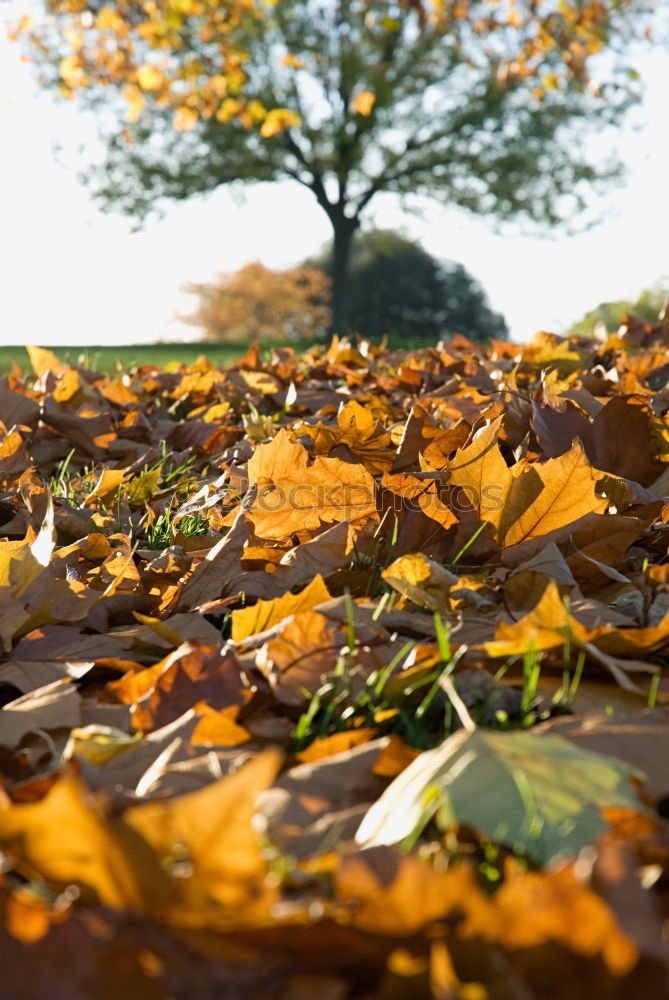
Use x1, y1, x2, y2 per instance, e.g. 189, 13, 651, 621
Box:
356, 726, 647, 864
2, 331, 669, 998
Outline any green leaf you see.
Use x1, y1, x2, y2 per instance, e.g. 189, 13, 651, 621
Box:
355, 727, 648, 864
126, 466, 161, 506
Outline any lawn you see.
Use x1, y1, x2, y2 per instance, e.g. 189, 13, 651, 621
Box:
0, 334, 445, 374
0, 341, 274, 373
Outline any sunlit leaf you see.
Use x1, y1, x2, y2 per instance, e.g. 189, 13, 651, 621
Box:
356, 727, 647, 863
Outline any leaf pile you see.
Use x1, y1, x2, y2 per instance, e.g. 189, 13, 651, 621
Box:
2, 327, 669, 998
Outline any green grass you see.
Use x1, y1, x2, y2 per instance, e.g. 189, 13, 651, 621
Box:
0, 342, 274, 374
0, 335, 444, 375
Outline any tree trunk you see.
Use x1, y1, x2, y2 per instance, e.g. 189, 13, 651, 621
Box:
330, 213, 359, 335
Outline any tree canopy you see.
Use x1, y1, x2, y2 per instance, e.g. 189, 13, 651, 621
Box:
307, 229, 509, 341
181, 261, 331, 342
12, 0, 655, 331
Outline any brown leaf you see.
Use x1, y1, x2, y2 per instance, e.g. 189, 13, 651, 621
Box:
109, 641, 245, 732
588, 395, 667, 487
536, 710, 669, 798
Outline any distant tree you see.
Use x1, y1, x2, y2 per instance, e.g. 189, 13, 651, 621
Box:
307, 229, 508, 342
12, 0, 655, 334
181, 261, 331, 342
566, 283, 669, 337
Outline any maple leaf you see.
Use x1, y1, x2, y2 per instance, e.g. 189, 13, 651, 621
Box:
247, 429, 377, 540
356, 727, 648, 863
231, 574, 331, 641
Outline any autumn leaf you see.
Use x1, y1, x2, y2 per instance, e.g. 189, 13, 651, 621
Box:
25, 345, 68, 377
0, 773, 170, 912
247, 430, 377, 540
350, 90, 376, 116
356, 727, 647, 863
0, 493, 55, 596
125, 749, 283, 929
499, 441, 607, 548
447, 417, 512, 530
260, 108, 301, 137
136, 64, 163, 91
231, 574, 331, 641
381, 552, 458, 613
335, 846, 497, 936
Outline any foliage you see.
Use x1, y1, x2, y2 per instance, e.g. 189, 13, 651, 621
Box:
566, 282, 669, 338
307, 228, 509, 341
3, 323, 669, 995
181, 260, 332, 342
11, 0, 655, 329
357, 725, 647, 863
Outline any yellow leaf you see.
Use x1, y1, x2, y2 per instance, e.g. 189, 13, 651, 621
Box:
350, 90, 376, 116
495, 863, 638, 976
25, 345, 67, 377
247, 428, 308, 488
58, 55, 85, 88
96, 7, 123, 31
126, 749, 282, 928
132, 612, 185, 648
0, 493, 55, 594
216, 97, 242, 122
136, 64, 164, 91
447, 417, 511, 531
248, 427, 377, 539
191, 704, 251, 747
260, 107, 301, 138
66, 725, 141, 766
0, 774, 167, 912
231, 574, 332, 641
280, 53, 305, 69
382, 553, 458, 613
500, 441, 607, 548
122, 83, 146, 123
126, 465, 161, 506
83, 467, 126, 508
173, 106, 198, 131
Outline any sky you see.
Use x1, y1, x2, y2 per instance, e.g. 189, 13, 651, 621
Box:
0, 9, 668, 347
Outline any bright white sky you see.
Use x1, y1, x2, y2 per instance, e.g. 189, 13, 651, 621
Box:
0, 9, 668, 346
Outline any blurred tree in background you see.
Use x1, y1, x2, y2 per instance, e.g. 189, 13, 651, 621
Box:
565, 282, 669, 337
181, 262, 331, 341
306, 229, 508, 341
12, 0, 655, 333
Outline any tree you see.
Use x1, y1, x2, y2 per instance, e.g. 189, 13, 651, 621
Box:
307, 229, 508, 341
565, 282, 669, 337
181, 261, 331, 341
12, 0, 653, 332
